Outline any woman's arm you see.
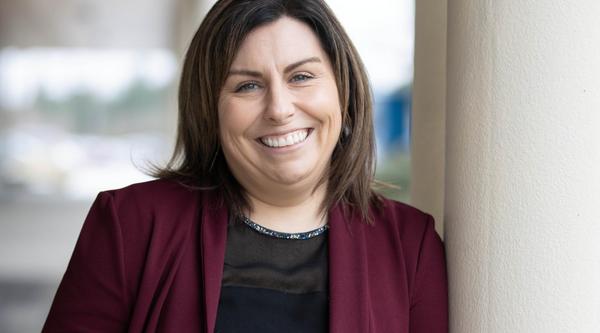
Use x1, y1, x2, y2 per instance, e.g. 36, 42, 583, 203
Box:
43, 192, 130, 332
409, 216, 449, 332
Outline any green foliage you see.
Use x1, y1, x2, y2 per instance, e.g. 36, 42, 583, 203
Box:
375, 151, 411, 203
33, 79, 170, 134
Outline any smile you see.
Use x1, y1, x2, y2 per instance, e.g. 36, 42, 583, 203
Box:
259, 129, 311, 148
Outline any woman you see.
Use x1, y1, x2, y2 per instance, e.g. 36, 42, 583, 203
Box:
43, 0, 448, 332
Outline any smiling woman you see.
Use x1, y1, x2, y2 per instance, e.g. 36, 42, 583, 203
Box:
157, 0, 376, 226
218, 17, 342, 231
42, 1, 448, 332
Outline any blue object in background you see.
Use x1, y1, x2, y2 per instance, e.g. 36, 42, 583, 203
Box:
374, 84, 412, 158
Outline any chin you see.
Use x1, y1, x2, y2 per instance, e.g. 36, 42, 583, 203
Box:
272, 173, 310, 186
269, 166, 320, 186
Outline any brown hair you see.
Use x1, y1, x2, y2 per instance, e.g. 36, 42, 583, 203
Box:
154, 0, 381, 222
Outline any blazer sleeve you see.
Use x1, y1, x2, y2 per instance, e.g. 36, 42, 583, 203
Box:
409, 215, 449, 333
43, 191, 130, 332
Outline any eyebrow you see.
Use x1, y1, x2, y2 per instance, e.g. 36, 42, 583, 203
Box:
227, 56, 322, 78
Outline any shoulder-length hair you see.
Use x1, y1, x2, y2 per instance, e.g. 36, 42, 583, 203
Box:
154, 0, 381, 222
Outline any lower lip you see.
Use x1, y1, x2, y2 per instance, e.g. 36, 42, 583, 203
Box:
257, 129, 313, 153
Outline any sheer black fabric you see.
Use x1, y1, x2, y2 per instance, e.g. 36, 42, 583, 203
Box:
214, 218, 328, 333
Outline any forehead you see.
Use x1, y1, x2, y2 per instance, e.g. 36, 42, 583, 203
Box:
230, 16, 329, 69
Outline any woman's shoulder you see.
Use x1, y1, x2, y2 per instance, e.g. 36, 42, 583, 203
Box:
375, 197, 435, 229
91, 178, 205, 229
102, 178, 203, 209
103, 178, 197, 203
367, 197, 445, 287
370, 196, 441, 246
82, 179, 210, 259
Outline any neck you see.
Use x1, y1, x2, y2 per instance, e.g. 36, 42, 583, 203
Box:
245, 183, 328, 233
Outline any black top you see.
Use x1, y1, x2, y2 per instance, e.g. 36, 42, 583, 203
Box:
214, 216, 329, 333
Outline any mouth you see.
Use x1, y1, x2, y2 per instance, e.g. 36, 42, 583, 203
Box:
258, 128, 312, 148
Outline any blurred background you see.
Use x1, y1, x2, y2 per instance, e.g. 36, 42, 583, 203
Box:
0, 0, 414, 331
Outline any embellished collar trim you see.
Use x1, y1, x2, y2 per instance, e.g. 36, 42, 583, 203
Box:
240, 215, 329, 240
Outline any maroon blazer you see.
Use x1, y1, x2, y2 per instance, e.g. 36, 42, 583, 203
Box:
43, 179, 447, 332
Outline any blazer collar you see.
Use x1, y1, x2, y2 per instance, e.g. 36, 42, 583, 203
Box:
328, 204, 371, 333
199, 194, 370, 333
199, 192, 228, 333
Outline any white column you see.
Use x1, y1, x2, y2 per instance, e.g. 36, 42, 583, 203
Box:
410, 0, 447, 234
445, 1, 600, 332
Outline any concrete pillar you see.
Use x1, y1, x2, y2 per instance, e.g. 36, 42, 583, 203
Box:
410, 0, 447, 235
445, 1, 600, 332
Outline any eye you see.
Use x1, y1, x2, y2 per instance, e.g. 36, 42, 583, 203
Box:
235, 81, 261, 93
290, 73, 314, 83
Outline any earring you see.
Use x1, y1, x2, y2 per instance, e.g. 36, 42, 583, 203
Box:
343, 124, 351, 138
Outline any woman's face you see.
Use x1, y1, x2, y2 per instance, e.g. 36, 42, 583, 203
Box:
218, 16, 342, 201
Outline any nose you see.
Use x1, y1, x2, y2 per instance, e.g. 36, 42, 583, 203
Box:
264, 80, 294, 123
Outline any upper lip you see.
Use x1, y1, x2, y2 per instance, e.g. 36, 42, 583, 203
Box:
256, 127, 311, 139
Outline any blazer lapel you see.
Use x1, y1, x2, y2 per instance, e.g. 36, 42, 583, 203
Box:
198, 196, 372, 333
328, 205, 371, 332
199, 192, 228, 333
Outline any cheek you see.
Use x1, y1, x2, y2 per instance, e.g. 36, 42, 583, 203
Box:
308, 86, 342, 134
218, 100, 255, 138
314, 89, 342, 139
218, 102, 249, 161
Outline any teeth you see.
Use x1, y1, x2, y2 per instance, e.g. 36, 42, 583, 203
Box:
260, 129, 309, 148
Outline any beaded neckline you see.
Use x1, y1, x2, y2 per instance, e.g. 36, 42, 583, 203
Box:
241, 216, 329, 240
